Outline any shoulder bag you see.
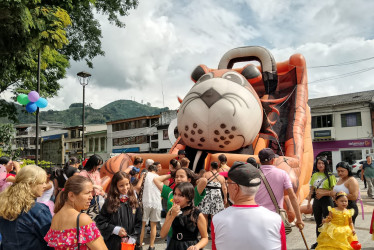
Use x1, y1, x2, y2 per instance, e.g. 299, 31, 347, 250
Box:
258, 169, 292, 235
76, 212, 82, 250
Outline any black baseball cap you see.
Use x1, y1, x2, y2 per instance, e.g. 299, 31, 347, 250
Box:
178, 150, 186, 155
258, 148, 279, 162
220, 161, 261, 187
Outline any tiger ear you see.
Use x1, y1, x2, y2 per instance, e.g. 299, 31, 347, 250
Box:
191, 64, 210, 83
241, 64, 262, 84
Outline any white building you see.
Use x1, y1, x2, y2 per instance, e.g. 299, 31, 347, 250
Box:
13, 122, 65, 160
64, 124, 106, 161
86, 129, 108, 161
309, 90, 374, 171
107, 114, 160, 154
157, 110, 178, 153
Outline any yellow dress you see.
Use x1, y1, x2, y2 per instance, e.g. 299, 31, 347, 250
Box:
316, 206, 358, 250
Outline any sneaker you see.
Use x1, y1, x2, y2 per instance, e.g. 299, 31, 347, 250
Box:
148, 247, 155, 250
156, 232, 161, 238
311, 242, 318, 249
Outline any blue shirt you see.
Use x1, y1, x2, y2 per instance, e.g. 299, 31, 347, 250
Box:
0, 202, 52, 250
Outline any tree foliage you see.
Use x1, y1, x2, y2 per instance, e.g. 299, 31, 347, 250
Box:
0, 0, 138, 122
0, 123, 15, 154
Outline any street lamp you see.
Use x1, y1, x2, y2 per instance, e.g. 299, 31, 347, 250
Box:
77, 71, 91, 160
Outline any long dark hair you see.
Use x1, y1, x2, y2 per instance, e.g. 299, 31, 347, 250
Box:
174, 182, 198, 224
64, 157, 78, 171
0, 156, 10, 165
54, 175, 92, 213
314, 157, 332, 188
169, 159, 180, 169
84, 154, 103, 172
106, 171, 138, 213
335, 161, 353, 177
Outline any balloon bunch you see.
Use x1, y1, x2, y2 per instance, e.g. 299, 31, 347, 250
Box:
17, 91, 48, 113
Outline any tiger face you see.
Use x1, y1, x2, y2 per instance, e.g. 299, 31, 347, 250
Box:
177, 65, 263, 152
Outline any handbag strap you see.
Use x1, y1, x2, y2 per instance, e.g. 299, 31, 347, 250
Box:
258, 168, 281, 214
76, 212, 82, 250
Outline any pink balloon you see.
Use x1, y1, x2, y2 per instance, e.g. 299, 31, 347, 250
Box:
28, 91, 39, 102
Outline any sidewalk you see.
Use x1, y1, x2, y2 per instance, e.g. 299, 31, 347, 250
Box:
146, 178, 373, 249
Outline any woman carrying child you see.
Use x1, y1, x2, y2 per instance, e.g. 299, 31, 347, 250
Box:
95, 171, 142, 250
316, 191, 358, 250
160, 182, 208, 250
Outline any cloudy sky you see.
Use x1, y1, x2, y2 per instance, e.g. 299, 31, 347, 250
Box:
7, 0, 374, 111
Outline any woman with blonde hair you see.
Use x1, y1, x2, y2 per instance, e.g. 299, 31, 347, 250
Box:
44, 175, 107, 249
0, 165, 52, 250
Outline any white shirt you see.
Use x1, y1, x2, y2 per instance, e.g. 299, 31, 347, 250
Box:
37, 181, 54, 203
142, 172, 162, 210
212, 205, 286, 250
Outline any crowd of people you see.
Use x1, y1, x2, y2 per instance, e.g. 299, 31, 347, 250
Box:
0, 149, 373, 249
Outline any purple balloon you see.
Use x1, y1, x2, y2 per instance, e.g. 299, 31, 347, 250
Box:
28, 91, 40, 102
26, 102, 37, 113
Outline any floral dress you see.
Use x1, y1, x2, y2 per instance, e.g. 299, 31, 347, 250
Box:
44, 222, 101, 249
198, 172, 224, 215
316, 206, 358, 250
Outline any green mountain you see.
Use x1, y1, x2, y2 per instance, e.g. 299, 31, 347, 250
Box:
3, 100, 168, 126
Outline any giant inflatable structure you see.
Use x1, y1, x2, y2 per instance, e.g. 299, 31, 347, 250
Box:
101, 46, 313, 215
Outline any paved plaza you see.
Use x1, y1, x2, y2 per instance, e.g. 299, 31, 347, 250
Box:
143, 177, 374, 249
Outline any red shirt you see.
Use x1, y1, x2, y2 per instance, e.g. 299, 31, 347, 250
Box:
6, 173, 15, 178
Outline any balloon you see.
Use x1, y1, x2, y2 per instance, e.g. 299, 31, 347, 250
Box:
35, 97, 48, 108
28, 91, 39, 102
26, 102, 37, 113
17, 94, 29, 105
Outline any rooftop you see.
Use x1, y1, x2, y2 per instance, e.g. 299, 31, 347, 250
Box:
308, 90, 374, 108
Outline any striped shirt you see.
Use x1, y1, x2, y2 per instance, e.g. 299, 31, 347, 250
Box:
255, 165, 292, 212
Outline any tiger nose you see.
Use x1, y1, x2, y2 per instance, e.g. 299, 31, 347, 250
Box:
200, 88, 222, 108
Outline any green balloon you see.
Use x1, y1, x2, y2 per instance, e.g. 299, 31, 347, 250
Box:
17, 94, 29, 105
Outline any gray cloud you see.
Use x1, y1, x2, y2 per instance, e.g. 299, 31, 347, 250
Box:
4, 0, 374, 112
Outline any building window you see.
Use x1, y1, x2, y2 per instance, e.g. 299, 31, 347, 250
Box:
89, 138, 94, 152
151, 134, 158, 140
94, 138, 99, 152
312, 115, 333, 128
100, 137, 106, 152
341, 112, 361, 127
341, 150, 362, 165
163, 130, 169, 140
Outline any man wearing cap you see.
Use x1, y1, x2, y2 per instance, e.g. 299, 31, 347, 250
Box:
255, 148, 304, 229
177, 150, 186, 162
212, 162, 286, 250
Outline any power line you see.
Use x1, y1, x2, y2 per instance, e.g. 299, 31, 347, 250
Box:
309, 66, 374, 84
308, 56, 374, 68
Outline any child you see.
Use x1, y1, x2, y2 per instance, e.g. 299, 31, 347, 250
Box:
160, 182, 208, 250
154, 167, 207, 245
36, 167, 55, 215
95, 171, 142, 250
316, 191, 358, 249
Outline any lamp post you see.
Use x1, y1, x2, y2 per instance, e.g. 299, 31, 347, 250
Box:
77, 71, 91, 160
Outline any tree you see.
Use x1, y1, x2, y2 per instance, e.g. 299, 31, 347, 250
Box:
0, 123, 15, 156
0, 0, 138, 122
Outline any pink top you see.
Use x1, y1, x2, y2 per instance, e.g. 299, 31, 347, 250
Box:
44, 222, 101, 250
255, 165, 293, 212
79, 170, 102, 195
